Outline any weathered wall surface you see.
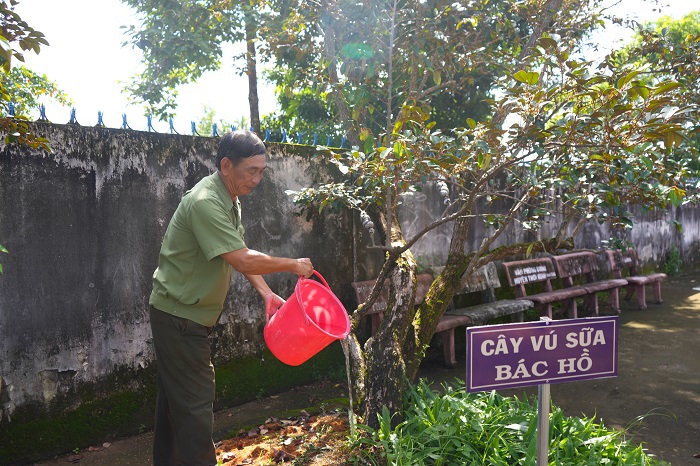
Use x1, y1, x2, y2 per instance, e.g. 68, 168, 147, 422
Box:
0, 124, 353, 428
1, 123, 699, 461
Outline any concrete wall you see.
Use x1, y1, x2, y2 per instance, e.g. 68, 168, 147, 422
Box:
0, 123, 354, 428
1, 123, 699, 438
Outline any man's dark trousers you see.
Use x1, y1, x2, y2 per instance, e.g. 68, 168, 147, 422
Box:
150, 307, 217, 466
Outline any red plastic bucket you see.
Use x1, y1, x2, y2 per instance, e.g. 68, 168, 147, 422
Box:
264, 271, 350, 366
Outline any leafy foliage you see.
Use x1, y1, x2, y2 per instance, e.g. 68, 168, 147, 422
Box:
0, 0, 54, 273
0, 65, 71, 116
194, 105, 238, 137
612, 12, 700, 174
291, 40, 698, 247
263, 0, 605, 143
354, 379, 667, 465
280, 0, 700, 430
121, 0, 267, 127
0, 0, 52, 151
0, 0, 48, 71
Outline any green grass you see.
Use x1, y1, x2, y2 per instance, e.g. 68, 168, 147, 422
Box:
352, 379, 668, 465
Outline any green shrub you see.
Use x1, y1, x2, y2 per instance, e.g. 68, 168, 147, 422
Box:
664, 246, 681, 276
353, 379, 667, 465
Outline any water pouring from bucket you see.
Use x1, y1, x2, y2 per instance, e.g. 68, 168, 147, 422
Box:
264, 271, 351, 366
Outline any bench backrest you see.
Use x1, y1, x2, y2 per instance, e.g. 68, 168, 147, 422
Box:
501, 257, 557, 298
605, 249, 638, 279
351, 273, 433, 314
551, 251, 598, 286
430, 262, 502, 294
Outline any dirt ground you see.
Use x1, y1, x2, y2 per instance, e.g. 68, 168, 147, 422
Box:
37, 272, 700, 465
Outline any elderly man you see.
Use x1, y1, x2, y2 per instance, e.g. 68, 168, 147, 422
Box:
148, 130, 313, 466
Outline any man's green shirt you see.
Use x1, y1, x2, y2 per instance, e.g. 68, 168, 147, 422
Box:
149, 173, 246, 326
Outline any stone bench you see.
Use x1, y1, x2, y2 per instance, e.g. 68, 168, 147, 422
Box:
606, 248, 667, 310
352, 263, 533, 367
502, 252, 628, 319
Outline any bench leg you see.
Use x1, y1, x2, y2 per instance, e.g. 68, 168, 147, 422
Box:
636, 284, 648, 310
512, 312, 524, 323
566, 299, 578, 319
537, 303, 553, 319
440, 329, 457, 368
609, 288, 620, 315
652, 281, 663, 304
582, 294, 598, 317
624, 285, 635, 302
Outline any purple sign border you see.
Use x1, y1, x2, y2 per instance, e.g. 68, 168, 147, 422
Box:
466, 316, 618, 392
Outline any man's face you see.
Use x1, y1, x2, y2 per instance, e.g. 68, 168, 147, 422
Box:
221, 154, 267, 197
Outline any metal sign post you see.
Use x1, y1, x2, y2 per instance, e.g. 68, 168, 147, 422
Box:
537, 383, 550, 466
465, 316, 618, 464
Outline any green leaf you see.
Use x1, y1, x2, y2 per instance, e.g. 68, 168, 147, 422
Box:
537, 37, 558, 50
467, 118, 476, 129
514, 70, 539, 85
669, 187, 684, 207
433, 70, 442, 86
652, 81, 682, 96
663, 131, 684, 149
616, 70, 640, 89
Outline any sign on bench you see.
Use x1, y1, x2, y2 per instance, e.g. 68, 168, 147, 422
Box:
510, 263, 557, 285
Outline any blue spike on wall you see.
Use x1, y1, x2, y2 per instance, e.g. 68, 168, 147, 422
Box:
147, 115, 157, 132
191, 121, 200, 136
69, 107, 78, 124
25, 105, 343, 150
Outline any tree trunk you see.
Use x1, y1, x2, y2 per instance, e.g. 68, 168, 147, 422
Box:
243, 4, 260, 134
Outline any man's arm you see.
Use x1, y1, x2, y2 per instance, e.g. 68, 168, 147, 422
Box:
244, 273, 286, 321
220, 247, 313, 277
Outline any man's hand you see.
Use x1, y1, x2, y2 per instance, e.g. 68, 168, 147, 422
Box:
294, 258, 314, 278
264, 292, 286, 322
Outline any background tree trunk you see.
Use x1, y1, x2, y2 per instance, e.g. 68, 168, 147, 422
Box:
244, 4, 260, 134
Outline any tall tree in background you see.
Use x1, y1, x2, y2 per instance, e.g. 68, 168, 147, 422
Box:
121, 0, 264, 133
284, 0, 699, 427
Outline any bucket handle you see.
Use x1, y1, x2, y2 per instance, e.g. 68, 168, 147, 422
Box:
300, 270, 331, 289
297, 271, 331, 326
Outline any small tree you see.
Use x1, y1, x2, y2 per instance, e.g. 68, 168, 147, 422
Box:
284, 0, 699, 428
